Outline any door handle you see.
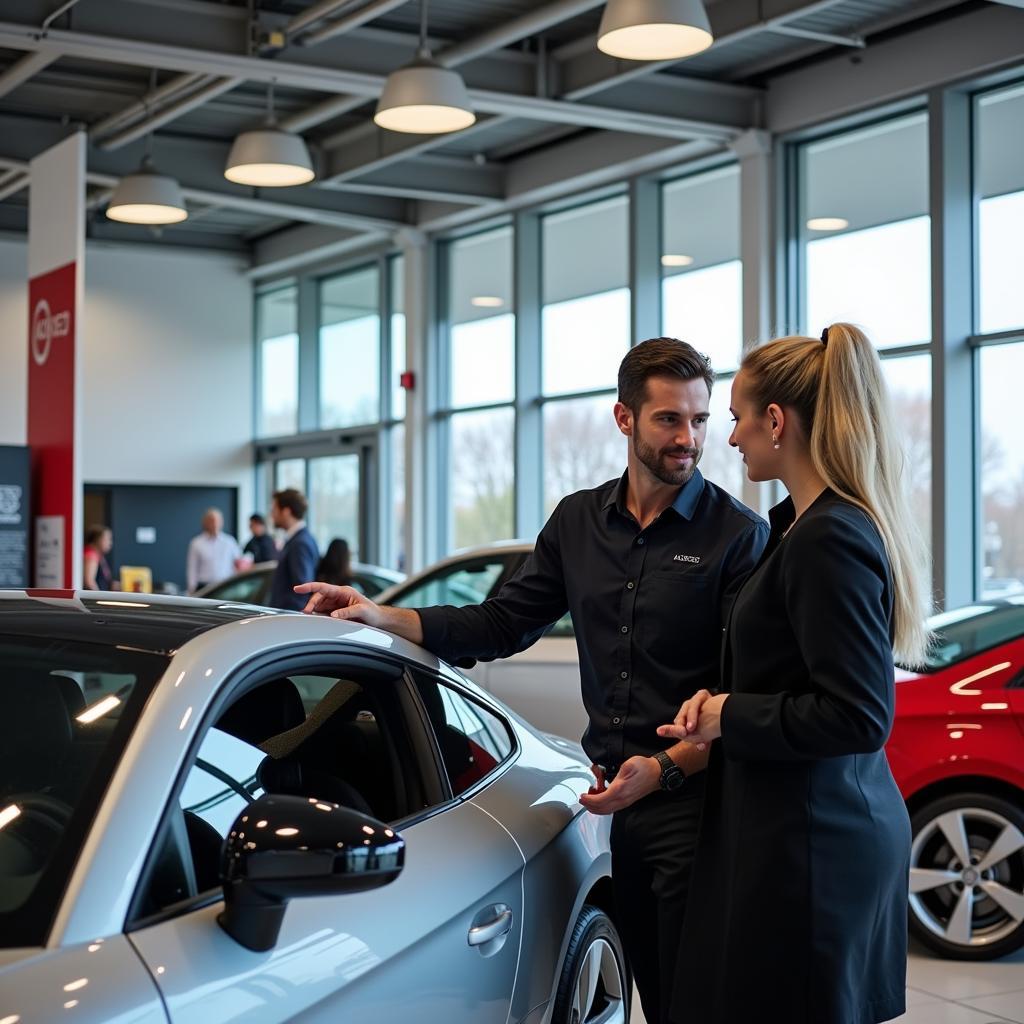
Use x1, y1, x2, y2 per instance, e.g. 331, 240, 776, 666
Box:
468, 906, 513, 946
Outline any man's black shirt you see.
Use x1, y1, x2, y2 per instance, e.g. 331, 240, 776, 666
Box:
418, 469, 769, 767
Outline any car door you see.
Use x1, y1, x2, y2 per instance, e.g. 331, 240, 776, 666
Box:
126, 656, 524, 1024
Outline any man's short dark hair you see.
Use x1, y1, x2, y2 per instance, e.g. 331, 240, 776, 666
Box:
272, 488, 308, 520
249, 513, 265, 526
617, 337, 714, 412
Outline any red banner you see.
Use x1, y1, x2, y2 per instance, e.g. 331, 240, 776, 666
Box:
28, 260, 77, 588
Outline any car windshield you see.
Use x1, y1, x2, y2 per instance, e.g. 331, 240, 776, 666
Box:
913, 597, 1024, 671
0, 637, 167, 947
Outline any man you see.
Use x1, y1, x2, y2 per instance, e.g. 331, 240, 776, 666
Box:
186, 508, 241, 593
268, 489, 319, 611
296, 338, 768, 1024
242, 513, 278, 564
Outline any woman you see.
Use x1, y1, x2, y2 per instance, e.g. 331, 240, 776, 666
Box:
316, 537, 353, 588
83, 524, 115, 591
658, 323, 930, 1024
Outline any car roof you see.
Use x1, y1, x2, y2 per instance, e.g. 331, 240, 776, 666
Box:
0, 590, 281, 655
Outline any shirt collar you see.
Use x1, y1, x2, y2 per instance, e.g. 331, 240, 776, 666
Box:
285, 520, 306, 542
602, 468, 706, 522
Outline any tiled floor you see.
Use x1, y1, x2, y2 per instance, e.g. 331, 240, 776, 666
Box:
630, 943, 1024, 1023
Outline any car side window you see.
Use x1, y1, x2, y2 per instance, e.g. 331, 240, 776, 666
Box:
414, 676, 514, 798
134, 666, 427, 920
388, 559, 507, 609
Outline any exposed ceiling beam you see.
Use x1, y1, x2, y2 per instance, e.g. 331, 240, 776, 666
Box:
97, 76, 244, 150
295, 0, 411, 47
554, 0, 854, 99
0, 173, 29, 202
249, 222, 391, 279
324, 156, 505, 204
88, 71, 211, 139
0, 50, 57, 100
0, 21, 737, 143
279, 0, 604, 134
0, 153, 405, 233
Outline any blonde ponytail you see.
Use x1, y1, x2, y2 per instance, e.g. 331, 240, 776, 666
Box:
743, 323, 933, 665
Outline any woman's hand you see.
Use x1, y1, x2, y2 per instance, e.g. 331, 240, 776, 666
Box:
657, 689, 729, 748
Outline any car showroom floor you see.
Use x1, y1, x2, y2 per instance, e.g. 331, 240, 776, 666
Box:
630, 944, 1024, 1023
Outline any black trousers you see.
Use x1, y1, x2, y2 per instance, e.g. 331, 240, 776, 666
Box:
610, 776, 704, 1024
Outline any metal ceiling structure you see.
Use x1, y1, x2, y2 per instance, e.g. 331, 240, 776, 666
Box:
0, 0, 1011, 270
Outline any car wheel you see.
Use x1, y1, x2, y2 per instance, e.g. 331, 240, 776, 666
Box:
909, 791, 1024, 960
552, 904, 629, 1024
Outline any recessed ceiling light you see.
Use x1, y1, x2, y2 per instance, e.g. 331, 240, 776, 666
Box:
806, 217, 849, 231
470, 295, 504, 308
661, 254, 694, 267
597, 0, 714, 61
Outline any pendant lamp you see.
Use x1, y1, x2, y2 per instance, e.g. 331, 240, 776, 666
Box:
225, 81, 315, 187
374, 0, 475, 134
106, 155, 188, 225
597, 0, 714, 61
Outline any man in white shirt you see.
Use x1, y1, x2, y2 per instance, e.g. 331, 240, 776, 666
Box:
186, 508, 241, 593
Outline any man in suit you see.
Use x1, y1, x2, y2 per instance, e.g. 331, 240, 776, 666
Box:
267, 489, 319, 611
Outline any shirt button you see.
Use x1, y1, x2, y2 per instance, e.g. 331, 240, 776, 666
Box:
620, 625, 629, 633
620, 671, 628, 679
636, 537, 645, 545
626, 581, 635, 590
612, 716, 621, 725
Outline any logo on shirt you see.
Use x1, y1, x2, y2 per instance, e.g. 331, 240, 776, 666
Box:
673, 554, 701, 564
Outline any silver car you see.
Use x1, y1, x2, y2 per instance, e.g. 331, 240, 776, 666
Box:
0, 591, 628, 1024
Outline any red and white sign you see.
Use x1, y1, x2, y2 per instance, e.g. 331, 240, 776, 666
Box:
27, 262, 78, 588
28, 133, 85, 589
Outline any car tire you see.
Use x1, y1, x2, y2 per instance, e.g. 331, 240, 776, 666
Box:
909, 791, 1024, 960
552, 904, 630, 1024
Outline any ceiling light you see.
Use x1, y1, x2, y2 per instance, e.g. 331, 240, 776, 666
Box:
806, 217, 849, 231
661, 254, 694, 267
106, 158, 187, 225
597, 0, 714, 61
225, 81, 315, 187
470, 295, 504, 307
374, 0, 475, 134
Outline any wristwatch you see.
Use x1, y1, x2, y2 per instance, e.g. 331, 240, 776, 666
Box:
653, 750, 685, 791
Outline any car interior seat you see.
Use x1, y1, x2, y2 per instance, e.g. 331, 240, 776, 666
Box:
214, 676, 306, 746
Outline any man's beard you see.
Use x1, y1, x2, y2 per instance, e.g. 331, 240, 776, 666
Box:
632, 425, 702, 486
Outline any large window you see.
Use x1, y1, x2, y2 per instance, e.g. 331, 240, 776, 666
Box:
976, 83, 1024, 335
662, 166, 743, 498
444, 228, 516, 550
320, 265, 380, 429
257, 286, 298, 437
800, 114, 930, 349
979, 344, 1024, 598
389, 255, 407, 571
541, 196, 629, 513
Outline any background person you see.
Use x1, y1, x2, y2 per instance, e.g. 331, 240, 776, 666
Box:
186, 508, 240, 593
294, 338, 768, 1024
242, 512, 277, 564
658, 323, 931, 1024
268, 488, 319, 611
316, 537, 353, 587
83, 524, 115, 591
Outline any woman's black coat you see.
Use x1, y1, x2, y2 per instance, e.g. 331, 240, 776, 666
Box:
671, 489, 911, 1024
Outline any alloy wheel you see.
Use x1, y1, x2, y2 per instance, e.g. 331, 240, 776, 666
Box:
570, 936, 627, 1024
910, 805, 1024, 951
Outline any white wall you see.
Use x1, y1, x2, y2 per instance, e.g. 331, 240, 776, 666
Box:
0, 236, 254, 535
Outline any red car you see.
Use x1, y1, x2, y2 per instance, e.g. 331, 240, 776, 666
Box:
889, 597, 1024, 959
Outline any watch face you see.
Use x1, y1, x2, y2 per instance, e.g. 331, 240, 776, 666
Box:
663, 770, 684, 791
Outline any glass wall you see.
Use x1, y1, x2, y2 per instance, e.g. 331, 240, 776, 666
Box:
320, 264, 380, 429
800, 113, 930, 349
444, 227, 516, 549
541, 196, 629, 513
661, 166, 743, 497
257, 286, 299, 437
976, 84, 1024, 336
797, 113, 933, 564
976, 81, 1024, 598
308, 453, 361, 557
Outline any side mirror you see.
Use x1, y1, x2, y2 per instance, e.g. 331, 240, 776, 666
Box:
218, 793, 405, 952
